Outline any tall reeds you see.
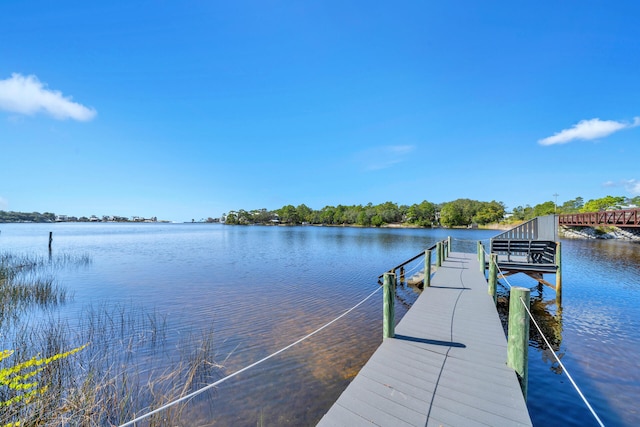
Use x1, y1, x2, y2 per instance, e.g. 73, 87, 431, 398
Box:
1, 251, 222, 426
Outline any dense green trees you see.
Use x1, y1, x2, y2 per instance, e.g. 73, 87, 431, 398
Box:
581, 196, 625, 213
227, 199, 475, 227
439, 199, 505, 227
223, 194, 639, 228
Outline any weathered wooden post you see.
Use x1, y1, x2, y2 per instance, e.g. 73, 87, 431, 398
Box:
488, 253, 498, 304
477, 240, 481, 263
49, 231, 53, 250
383, 273, 395, 339
447, 236, 452, 256
424, 249, 432, 288
399, 266, 405, 284
555, 241, 562, 306
507, 286, 530, 400
436, 242, 442, 267
478, 242, 485, 274
440, 240, 445, 263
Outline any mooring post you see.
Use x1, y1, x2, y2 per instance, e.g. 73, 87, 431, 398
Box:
383, 273, 395, 339
49, 231, 53, 250
424, 249, 432, 288
399, 266, 405, 284
478, 242, 485, 274
477, 240, 481, 263
488, 253, 498, 304
436, 242, 442, 267
555, 241, 562, 306
507, 286, 530, 400
447, 236, 452, 255
440, 240, 445, 263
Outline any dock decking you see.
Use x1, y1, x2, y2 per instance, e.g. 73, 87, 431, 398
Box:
318, 252, 532, 427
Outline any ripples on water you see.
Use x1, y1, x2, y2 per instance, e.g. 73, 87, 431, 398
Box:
1, 224, 638, 426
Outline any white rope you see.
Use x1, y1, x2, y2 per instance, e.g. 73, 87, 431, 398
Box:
519, 297, 605, 427
480, 243, 513, 289
118, 286, 382, 427
452, 237, 492, 242
403, 258, 423, 276
481, 244, 602, 424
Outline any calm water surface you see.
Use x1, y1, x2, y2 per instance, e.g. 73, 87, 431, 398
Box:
1, 223, 638, 426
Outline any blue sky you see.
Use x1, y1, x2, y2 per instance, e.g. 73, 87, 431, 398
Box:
1, 1, 639, 222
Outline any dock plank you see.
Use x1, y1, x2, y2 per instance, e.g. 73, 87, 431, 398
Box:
318, 252, 531, 427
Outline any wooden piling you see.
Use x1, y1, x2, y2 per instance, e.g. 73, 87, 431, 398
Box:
478, 242, 485, 273
436, 242, 442, 267
555, 241, 562, 305
400, 266, 405, 284
383, 273, 395, 339
488, 253, 497, 304
447, 236, 452, 255
49, 232, 53, 250
507, 286, 530, 400
424, 249, 432, 288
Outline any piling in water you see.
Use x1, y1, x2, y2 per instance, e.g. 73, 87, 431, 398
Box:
488, 253, 497, 305
423, 249, 432, 288
555, 241, 562, 306
383, 273, 395, 339
507, 286, 530, 400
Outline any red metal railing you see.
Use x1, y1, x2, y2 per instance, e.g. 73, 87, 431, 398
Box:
558, 208, 640, 228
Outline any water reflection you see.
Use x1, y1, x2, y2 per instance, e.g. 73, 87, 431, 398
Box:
2, 224, 638, 425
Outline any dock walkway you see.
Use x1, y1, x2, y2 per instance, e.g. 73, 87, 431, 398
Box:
318, 252, 532, 426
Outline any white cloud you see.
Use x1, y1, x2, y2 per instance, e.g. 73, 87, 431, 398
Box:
624, 179, 640, 195
538, 117, 639, 146
601, 179, 640, 196
355, 145, 416, 171
0, 73, 96, 121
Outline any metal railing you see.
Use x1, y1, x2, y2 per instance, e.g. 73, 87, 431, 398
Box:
558, 208, 640, 228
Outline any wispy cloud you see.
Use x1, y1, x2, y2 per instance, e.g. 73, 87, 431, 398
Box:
538, 117, 640, 146
0, 73, 96, 121
624, 179, 640, 195
354, 145, 416, 171
602, 179, 640, 195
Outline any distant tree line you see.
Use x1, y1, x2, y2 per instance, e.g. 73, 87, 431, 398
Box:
0, 211, 162, 223
224, 199, 506, 227
0, 211, 55, 223
224, 195, 640, 228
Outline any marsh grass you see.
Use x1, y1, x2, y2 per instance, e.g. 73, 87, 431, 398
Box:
0, 252, 87, 329
1, 251, 223, 426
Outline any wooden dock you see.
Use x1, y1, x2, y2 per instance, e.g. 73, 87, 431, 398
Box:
318, 251, 532, 427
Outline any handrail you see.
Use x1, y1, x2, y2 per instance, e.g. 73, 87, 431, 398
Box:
377, 239, 445, 279
558, 208, 640, 228
493, 217, 538, 241
492, 215, 557, 241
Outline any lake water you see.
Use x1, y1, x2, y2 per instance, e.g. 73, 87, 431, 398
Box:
0, 223, 638, 426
